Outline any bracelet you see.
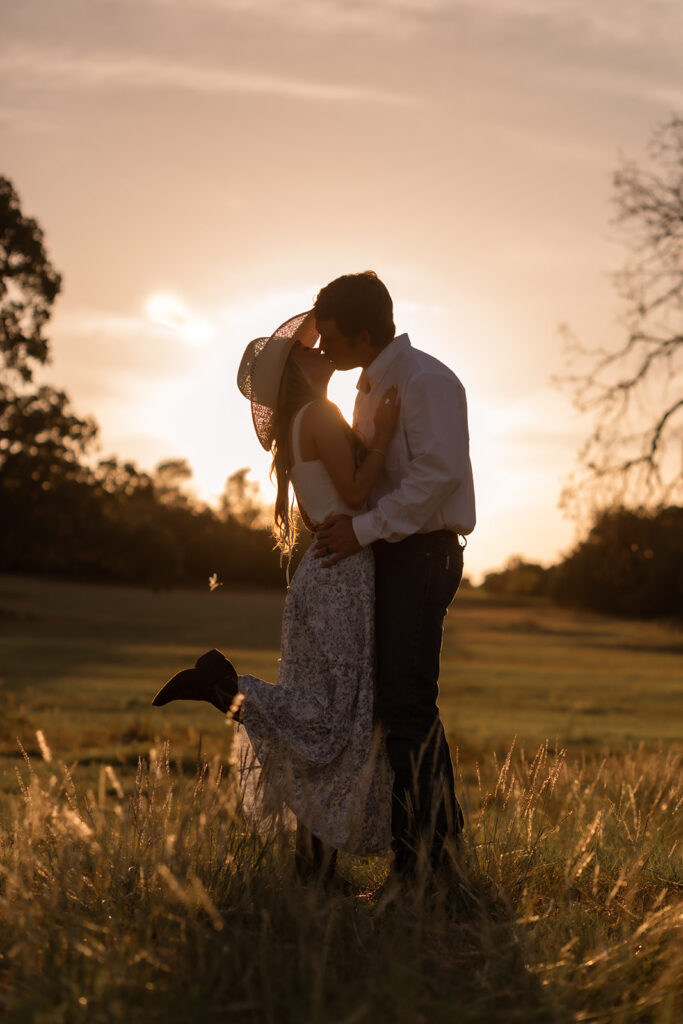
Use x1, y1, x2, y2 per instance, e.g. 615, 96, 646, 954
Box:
367, 448, 386, 456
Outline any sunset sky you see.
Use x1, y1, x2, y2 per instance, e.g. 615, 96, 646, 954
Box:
3, 0, 682, 579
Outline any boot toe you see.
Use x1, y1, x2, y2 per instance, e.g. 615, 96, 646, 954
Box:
151, 667, 197, 706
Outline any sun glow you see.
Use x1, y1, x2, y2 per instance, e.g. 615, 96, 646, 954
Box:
145, 292, 214, 347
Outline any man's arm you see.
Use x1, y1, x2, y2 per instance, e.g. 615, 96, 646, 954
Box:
314, 514, 360, 567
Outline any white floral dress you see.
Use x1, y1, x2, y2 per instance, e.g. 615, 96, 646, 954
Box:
232, 405, 393, 854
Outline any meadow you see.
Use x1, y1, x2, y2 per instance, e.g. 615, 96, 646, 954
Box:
0, 574, 681, 1022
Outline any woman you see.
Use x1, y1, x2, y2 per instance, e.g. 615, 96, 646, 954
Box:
153, 311, 399, 873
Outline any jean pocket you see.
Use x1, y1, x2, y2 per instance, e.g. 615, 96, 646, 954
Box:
432, 546, 463, 608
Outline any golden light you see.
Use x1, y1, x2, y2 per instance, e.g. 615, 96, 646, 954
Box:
145, 292, 214, 347
326, 368, 361, 424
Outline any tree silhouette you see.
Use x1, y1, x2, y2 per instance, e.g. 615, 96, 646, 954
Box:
0, 384, 98, 484
0, 176, 61, 382
562, 117, 683, 515
0, 176, 299, 590
549, 506, 683, 618
0, 177, 98, 505
153, 458, 195, 508
219, 467, 268, 527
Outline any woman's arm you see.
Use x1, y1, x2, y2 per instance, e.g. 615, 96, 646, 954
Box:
304, 390, 399, 510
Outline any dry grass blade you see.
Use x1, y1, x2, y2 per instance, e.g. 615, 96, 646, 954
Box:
0, 736, 680, 1023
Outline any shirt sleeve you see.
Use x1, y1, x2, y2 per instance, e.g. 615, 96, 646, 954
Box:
352, 371, 471, 546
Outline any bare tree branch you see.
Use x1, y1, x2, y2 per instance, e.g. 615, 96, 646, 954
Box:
560, 117, 683, 519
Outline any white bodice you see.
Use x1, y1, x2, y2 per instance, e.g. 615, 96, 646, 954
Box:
289, 403, 359, 525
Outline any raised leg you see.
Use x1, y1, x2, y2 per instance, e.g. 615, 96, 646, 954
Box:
151, 649, 239, 713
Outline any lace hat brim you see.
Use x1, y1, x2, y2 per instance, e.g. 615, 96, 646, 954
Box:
237, 310, 319, 450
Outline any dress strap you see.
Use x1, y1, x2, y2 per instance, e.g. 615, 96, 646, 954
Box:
291, 402, 314, 466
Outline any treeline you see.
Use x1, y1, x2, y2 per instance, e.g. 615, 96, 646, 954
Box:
0, 415, 297, 589
482, 506, 683, 620
0, 174, 306, 590
2, 175, 681, 615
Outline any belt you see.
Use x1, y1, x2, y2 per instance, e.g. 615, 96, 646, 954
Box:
374, 530, 466, 549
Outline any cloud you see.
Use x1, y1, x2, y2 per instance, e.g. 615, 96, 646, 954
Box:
119, 0, 450, 36
145, 293, 214, 348
456, 0, 683, 43
119, 0, 683, 45
0, 50, 418, 109
4, 0, 680, 131
170, 0, 683, 50
0, 104, 62, 135
46, 307, 198, 401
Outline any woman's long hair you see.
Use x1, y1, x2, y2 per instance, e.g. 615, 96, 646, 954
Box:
270, 357, 319, 558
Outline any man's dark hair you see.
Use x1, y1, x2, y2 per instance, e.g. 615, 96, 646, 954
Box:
313, 271, 395, 348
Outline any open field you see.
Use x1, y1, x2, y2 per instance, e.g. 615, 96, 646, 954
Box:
1, 573, 681, 788
0, 574, 681, 1022
0, 574, 287, 794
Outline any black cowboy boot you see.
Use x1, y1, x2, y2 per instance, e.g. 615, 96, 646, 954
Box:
152, 649, 238, 714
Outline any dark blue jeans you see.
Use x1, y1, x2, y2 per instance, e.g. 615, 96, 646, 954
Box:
373, 531, 464, 876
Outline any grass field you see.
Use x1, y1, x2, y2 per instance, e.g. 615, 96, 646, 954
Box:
0, 574, 681, 1022
1, 573, 681, 785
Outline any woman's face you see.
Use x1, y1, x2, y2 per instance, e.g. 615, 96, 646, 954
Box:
289, 340, 334, 390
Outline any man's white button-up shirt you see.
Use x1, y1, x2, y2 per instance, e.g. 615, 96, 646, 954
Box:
351, 333, 476, 547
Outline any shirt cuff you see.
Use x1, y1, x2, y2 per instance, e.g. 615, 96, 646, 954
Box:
352, 510, 381, 548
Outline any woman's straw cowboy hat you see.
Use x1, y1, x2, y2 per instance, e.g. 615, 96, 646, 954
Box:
237, 310, 319, 450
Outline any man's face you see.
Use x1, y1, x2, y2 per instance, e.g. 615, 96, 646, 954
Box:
315, 317, 363, 371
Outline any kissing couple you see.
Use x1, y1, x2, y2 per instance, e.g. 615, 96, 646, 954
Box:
153, 271, 476, 894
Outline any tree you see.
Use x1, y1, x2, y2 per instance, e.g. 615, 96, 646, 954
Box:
0, 176, 61, 382
0, 384, 98, 483
153, 458, 194, 507
481, 556, 549, 599
219, 467, 268, 527
0, 176, 98, 511
0, 176, 288, 588
549, 506, 683, 619
562, 117, 683, 516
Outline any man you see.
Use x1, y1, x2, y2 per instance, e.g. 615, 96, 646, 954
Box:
314, 271, 475, 884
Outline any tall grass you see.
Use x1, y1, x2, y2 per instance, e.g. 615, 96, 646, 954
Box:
0, 734, 680, 1023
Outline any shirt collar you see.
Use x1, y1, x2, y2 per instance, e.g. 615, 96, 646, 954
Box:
356, 334, 410, 393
